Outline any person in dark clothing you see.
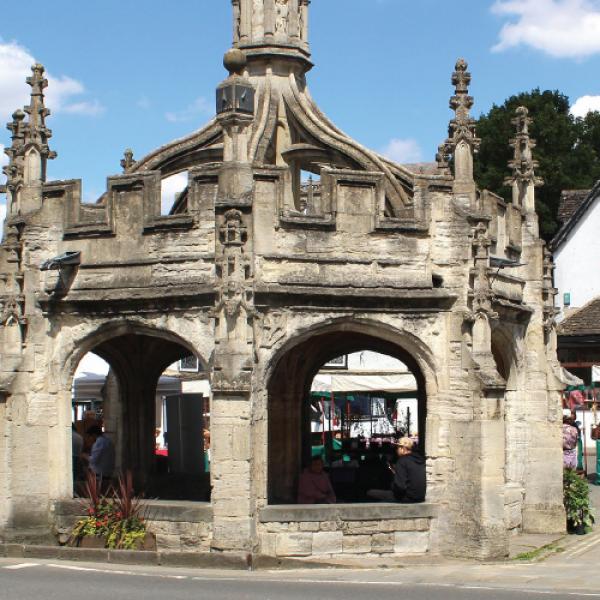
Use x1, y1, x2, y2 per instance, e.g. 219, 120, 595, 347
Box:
367, 437, 426, 503
392, 437, 426, 503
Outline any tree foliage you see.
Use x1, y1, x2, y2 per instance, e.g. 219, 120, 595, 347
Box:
475, 89, 600, 240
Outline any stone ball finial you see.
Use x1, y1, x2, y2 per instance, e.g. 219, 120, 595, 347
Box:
516, 106, 529, 117
32, 63, 45, 75
12, 109, 26, 121
223, 48, 247, 75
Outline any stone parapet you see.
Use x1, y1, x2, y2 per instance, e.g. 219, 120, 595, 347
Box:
50, 499, 213, 552
257, 504, 436, 558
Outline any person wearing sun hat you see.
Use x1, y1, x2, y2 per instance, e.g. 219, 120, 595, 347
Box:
367, 436, 426, 503
392, 437, 426, 503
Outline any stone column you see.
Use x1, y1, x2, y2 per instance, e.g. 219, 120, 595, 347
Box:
521, 241, 565, 533
210, 49, 257, 552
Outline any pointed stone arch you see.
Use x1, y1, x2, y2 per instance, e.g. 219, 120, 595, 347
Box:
62, 320, 211, 499
264, 317, 437, 504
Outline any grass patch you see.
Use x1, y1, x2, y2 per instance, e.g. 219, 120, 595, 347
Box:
514, 541, 563, 562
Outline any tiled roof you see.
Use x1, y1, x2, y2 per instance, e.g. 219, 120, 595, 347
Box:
551, 181, 600, 251
558, 189, 590, 225
558, 296, 600, 336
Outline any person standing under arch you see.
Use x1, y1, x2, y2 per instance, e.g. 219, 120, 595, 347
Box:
84, 425, 115, 491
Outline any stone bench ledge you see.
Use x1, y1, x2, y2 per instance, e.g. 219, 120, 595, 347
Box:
52, 499, 213, 523
259, 503, 438, 523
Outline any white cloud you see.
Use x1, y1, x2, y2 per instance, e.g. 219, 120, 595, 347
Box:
380, 138, 423, 164
161, 172, 188, 214
0, 38, 103, 122
62, 99, 106, 117
165, 97, 212, 123
492, 0, 600, 58
571, 94, 600, 117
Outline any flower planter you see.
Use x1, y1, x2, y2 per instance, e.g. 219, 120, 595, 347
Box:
134, 532, 156, 552
79, 535, 108, 549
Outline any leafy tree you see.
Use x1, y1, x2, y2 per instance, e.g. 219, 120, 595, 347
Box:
475, 89, 600, 240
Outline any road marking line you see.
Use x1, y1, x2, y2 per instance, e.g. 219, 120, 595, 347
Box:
32, 564, 600, 597
570, 537, 600, 558
561, 538, 597, 557
3, 563, 39, 570
562, 534, 600, 558
46, 563, 187, 580
191, 576, 600, 596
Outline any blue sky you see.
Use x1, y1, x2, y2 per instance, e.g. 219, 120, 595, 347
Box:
2, 0, 600, 212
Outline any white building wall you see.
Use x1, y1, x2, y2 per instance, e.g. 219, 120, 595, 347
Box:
554, 194, 600, 319
342, 351, 409, 372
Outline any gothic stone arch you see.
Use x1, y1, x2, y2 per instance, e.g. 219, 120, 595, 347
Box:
261, 317, 436, 504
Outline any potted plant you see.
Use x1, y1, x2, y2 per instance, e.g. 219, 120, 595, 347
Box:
563, 468, 595, 535
107, 471, 155, 551
70, 471, 114, 548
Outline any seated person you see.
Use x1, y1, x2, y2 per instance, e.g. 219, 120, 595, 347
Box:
367, 437, 426, 503
356, 447, 392, 499
331, 449, 360, 469
297, 457, 336, 504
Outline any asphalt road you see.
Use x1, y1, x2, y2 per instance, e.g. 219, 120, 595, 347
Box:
1, 561, 599, 600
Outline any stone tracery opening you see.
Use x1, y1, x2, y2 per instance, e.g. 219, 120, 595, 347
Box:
70, 328, 211, 501
161, 172, 189, 215
267, 328, 427, 505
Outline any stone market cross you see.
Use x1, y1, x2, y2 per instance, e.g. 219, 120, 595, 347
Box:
0, 0, 564, 560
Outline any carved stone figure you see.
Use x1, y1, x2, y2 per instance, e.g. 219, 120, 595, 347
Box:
275, 0, 289, 35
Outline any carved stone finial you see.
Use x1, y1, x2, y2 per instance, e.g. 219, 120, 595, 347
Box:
120, 148, 136, 173
3, 110, 27, 207
505, 106, 543, 208
23, 63, 56, 174
435, 142, 451, 172
446, 59, 480, 152
224, 48, 247, 76
440, 59, 480, 186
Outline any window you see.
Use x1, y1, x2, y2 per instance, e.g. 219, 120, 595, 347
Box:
179, 355, 200, 373
323, 355, 348, 370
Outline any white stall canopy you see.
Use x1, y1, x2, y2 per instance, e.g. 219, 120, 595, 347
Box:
311, 373, 417, 394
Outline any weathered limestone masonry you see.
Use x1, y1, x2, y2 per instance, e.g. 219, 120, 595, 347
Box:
0, 0, 564, 560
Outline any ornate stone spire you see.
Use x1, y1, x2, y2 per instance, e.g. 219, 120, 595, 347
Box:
2, 64, 57, 215
439, 59, 480, 195
232, 0, 311, 68
505, 106, 542, 212
3, 110, 26, 200
23, 64, 56, 182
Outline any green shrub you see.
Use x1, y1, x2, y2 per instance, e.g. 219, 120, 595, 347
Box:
563, 468, 595, 531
